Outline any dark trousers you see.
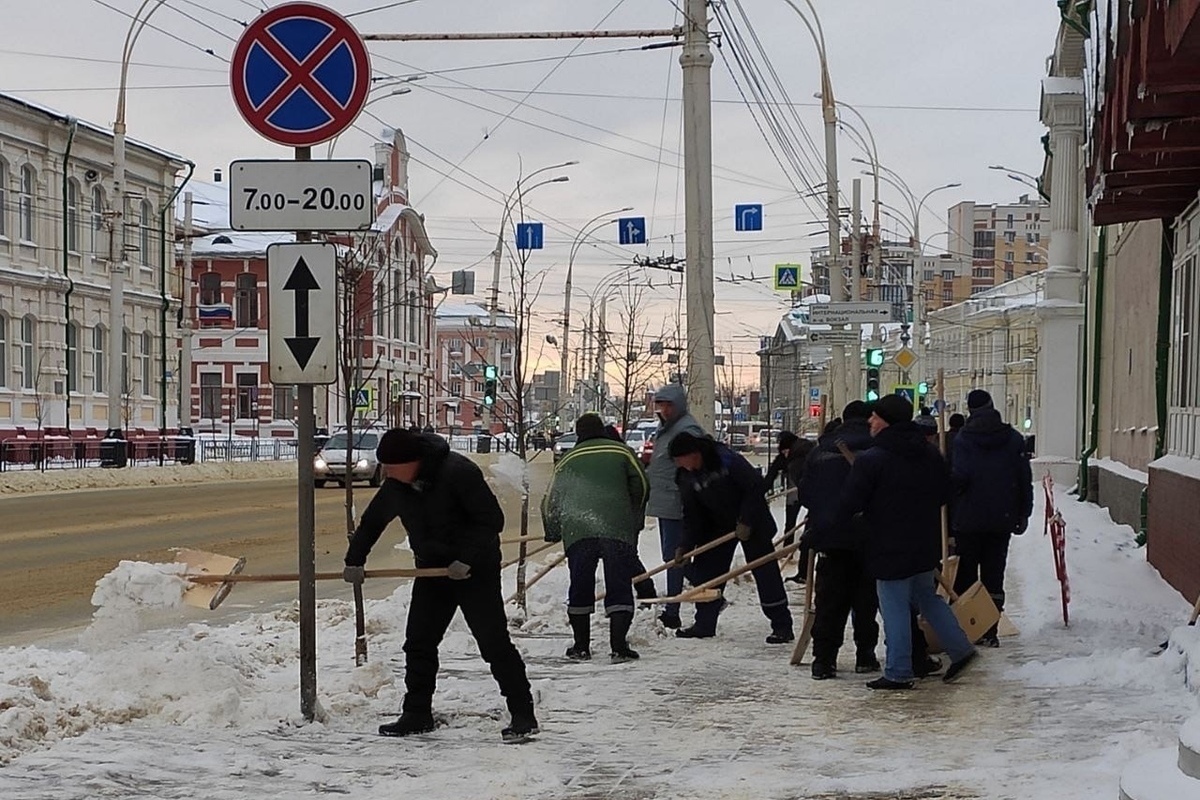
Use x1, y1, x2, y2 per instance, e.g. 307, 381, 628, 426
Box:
686, 533, 791, 634
402, 571, 532, 716
566, 537, 637, 616
811, 549, 879, 664
782, 502, 801, 544
953, 528, 1012, 613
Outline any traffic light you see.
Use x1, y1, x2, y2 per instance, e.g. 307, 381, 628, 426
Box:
917, 380, 929, 405
865, 348, 885, 368
865, 348, 882, 402
809, 403, 822, 418
483, 364, 498, 407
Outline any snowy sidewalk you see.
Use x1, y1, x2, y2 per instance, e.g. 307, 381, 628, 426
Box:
2, 490, 1199, 799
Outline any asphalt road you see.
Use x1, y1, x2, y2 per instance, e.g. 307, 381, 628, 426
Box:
0, 463, 553, 645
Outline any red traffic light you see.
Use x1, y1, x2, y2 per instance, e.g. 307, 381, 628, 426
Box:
809, 404, 822, 418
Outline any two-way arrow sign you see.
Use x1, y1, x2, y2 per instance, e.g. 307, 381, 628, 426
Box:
268, 243, 337, 385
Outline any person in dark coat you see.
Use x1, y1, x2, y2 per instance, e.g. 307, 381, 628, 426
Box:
344, 429, 536, 741
797, 401, 880, 679
839, 396, 978, 689
668, 432, 793, 642
544, 415, 649, 662
764, 430, 815, 554
950, 389, 1034, 646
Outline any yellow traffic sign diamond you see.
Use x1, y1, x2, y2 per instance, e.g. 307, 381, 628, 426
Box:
893, 347, 918, 371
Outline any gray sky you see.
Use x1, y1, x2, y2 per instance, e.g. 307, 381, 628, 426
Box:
3, 0, 1059, 380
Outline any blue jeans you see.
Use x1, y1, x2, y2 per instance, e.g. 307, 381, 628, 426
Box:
876, 571, 974, 682
657, 518, 685, 617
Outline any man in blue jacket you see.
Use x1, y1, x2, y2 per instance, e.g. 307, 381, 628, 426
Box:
669, 432, 793, 643
840, 395, 978, 689
951, 389, 1034, 647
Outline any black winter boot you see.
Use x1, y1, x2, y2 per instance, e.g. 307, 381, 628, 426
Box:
379, 711, 437, 737
566, 614, 591, 660
609, 611, 640, 662
501, 709, 540, 743
811, 660, 837, 680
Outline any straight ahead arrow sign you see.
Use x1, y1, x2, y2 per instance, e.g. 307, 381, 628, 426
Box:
284, 256, 320, 369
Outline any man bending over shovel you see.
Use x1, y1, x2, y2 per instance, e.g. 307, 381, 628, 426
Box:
344, 429, 537, 742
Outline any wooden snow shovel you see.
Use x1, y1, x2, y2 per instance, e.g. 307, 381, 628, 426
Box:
183, 565, 450, 609
644, 541, 802, 605
789, 549, 818, 666
594, 530, 740, 602
919, 570, 1001, 653
177, 548, 246, 611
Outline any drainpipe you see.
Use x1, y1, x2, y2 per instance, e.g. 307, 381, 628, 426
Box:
158, 161, 195, 430
1078, 226, 1106, 501
1142, 218, 1175, 544
61, 118, 78, 433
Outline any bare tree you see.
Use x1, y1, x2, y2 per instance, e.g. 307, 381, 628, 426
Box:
30, 350, 54, 432
604, 283, 668, 433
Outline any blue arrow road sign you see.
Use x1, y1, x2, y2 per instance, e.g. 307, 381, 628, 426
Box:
516, 222, 544, 250
618, 217, 646, 245
735, 203, 763, 231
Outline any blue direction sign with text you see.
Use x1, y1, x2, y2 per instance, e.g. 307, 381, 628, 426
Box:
735, 203, 763, 231
618, 217, 646, 245
516, 222, 544, 250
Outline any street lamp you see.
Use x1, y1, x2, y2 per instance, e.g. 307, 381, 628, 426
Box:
325, 78, 422, 158
483, 163, 576, 428
107, 0, 170, 434
561, 206, 632, 427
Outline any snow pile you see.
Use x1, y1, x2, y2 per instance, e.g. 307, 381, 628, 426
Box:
488, 454, 529, 496
0, 460, 298, 496
80, 560, 189, 649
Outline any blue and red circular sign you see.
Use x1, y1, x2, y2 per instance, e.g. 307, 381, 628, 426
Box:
230, 2, 371, 148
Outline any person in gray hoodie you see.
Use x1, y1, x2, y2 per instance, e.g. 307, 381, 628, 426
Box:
646, 383, 707, 628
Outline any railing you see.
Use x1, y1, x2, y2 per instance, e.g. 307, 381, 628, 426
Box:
0, 434, 300, 471
197, 438, 297, 462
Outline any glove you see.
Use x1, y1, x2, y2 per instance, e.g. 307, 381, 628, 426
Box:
342, 565, 365, 585
673, 546, 691, 567
1012, 518, 1029, 536
543, 529, 562, 543
447, 560, 471, 580
735, 522, 753, 542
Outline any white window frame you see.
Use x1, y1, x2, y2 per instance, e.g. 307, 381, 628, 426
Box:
18, 165, 35, 243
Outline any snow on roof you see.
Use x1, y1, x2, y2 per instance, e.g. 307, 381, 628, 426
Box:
190, 231, 294, 257
1, 91, 186, 166
436, 303, 515, 328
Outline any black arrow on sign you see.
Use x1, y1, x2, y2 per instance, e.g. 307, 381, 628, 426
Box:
284, 257, 320, 369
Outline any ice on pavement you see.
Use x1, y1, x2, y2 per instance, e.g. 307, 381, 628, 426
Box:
1, 488, 1199, 798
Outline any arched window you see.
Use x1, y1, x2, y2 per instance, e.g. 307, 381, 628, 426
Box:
234, 273, 258, 327
90, 186, 105, 254
0, 314, 7, 388
66, 179, 81, 253
199, 272, 221, 305
139, 199, 153, 267
0, 160, 8, 238
66, 322, 80, 394
20, 315, 36, 390
92, 325, 106, 393
141, 331, 153, 397
18, 165, 35, 242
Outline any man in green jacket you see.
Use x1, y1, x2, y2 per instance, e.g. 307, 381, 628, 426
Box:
543, 413, 649, 662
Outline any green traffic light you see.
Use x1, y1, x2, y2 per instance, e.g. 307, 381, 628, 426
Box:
865, 348, 884, 368
483, 394, 495, 406
918, 381, 929, 395
483, 364, 498, 381
866, 390, 880, 401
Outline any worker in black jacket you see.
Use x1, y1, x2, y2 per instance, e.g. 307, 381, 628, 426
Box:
764, 431, 814, 555
344, 429, 536, 742
669, 432, 793, 643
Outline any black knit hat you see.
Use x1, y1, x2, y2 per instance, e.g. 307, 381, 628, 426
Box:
967, 389, 994, 411
668, 430, 705, 458
842, 400, 870, 421
375, 429, 425, 465
575, 413, 606, 439
778, 431, 798, 452
872, 394, 914, 426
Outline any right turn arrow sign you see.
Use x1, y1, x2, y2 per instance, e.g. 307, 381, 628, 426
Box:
268, 243, 337, 385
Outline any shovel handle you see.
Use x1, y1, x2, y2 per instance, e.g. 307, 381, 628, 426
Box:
645, 541, 802, 604
187, 567, 450, 584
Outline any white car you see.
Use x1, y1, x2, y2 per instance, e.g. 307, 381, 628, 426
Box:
552, 433, 578, 463
623, 429, 650, 452
314, 429, 384, 487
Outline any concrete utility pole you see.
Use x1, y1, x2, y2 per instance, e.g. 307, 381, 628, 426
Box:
109, 108, 128, 432
681, 0, 716, 432
179, 192, 193, 428
850, 178, 862, 399
822, 78, 845, 415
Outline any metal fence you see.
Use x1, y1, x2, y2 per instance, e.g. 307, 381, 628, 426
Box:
0, 435, 299, 472
197, 438, 297, 462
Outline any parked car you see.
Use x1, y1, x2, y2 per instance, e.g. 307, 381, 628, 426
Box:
314, 428, 384, 488
623, 429, 650, 453
552, 433, 578, 463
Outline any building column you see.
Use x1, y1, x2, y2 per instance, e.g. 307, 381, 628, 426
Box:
1036, 78, 1086, 480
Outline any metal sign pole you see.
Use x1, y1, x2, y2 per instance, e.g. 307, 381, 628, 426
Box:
295, 144, 317, 721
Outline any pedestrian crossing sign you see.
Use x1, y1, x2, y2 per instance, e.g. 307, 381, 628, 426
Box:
774, 263, 801, 291
353, 387, 373, 410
